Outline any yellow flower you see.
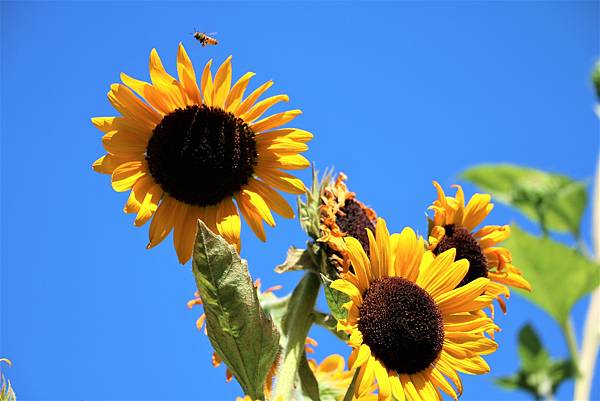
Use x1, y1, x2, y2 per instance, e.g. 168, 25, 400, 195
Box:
428, 182, 531, 312
310, 354, 377, 401
333, 218, 499, 401
319, 173, 377, 272
92, 44, 312, 263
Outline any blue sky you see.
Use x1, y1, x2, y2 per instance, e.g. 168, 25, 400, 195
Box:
1, 1, 598, 400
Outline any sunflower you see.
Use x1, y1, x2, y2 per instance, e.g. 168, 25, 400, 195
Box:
309, 354, 377, 401
428, 181, 531, 313
332, 218, 499, 401
319, 173, 377, 272
92, 44, 312, 263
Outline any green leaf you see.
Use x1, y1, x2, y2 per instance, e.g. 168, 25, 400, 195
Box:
505, 225, 600, 325
495, 323, 576, 400
462, 164, 587, 236
321, 274, 349, 322
313, 310, 349, 341
298, 351, 321, 401
192, 221, 280, 400
275, 246, 318, 274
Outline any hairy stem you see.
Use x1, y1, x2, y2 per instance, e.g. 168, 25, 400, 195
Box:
273, 271, 320, 401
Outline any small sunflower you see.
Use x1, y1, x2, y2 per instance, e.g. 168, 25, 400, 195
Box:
319, 173, 377, 272
92, 44, 312, 263
428, 181, 531, 312
309, 354, 377, 401
333, 218, 499, 401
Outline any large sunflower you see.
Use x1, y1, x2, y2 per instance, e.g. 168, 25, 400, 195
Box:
319, 173, 377, 272
92, 44, 312, 263
428, 181, 531, 312
332, 218, 499, 401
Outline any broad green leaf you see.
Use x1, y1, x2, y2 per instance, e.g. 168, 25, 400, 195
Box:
192, 221, 280, 400
321, 274, 349, 322
298, 351, 321, 401
495, 324, 576, 400
505, 225, 600, 325
462, 164, 587, 236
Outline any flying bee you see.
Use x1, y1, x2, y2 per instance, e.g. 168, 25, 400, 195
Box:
192, 31, 218, 47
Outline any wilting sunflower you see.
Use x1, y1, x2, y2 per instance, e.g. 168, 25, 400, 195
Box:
319, 173, 377, 272
333, 218, 499, 401
309, 354, 377, 401
92, 44, 312, 263
428, 181, 531, 312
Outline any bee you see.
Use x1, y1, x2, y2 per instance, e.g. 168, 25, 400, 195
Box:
192, 31, 218, 47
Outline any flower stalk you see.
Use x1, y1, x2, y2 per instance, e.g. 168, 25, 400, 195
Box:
273, 271, 321, 401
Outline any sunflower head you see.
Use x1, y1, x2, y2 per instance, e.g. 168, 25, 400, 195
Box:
428, 181, 531, 312
333, 218, 499, 401
318, 173, 377, 272
93, 44, 312, 264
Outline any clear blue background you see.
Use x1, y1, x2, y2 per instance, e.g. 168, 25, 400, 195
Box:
1, 1, 598, 400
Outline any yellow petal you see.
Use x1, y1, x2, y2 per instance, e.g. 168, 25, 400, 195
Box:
352, 344, 372, 368
330, 280, 362, 303
393, 227, 423, 282
241, 94, 289, 123
250, 110, 302, 133
436, 277, 491, 314
125, 175, 154, 214
107, 84, 161, 129
120, 72, 172, 115
418, 251, 470, 300
176, 43, 201, 105
93, 154, 139, 174
102, 130, 147, 157
389, 375, 405, 401
255, 128, 313, 144
235, 192, 266, 241
212, 56, 232, 108
344, 237, 373, 291
462, 194, 493, 231
375, 218, 392, 276
147, 196, 180, 249
254, 166, 307, 194
201, 59, 214, 106
111, 161, 147, 192
149, 48, 185, 109
259, 153, 310, 170
235, 80, 273, 116
239, 188, 275, 227
225, 72, 255, 112
374, 359, 391, 400
215, 197, 241, 251
247, 179, 294, 219
134, 183, 162, 226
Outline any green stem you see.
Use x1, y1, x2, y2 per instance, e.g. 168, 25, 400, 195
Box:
342, 368, 360, 401
562, 318, 579, 367
273, 271, 321, 401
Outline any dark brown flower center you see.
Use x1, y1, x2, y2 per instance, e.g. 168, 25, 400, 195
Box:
336, 199, 375, 254
146, 105, 258, 206
358, 277, 444, 374
433, 224, 488, 287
